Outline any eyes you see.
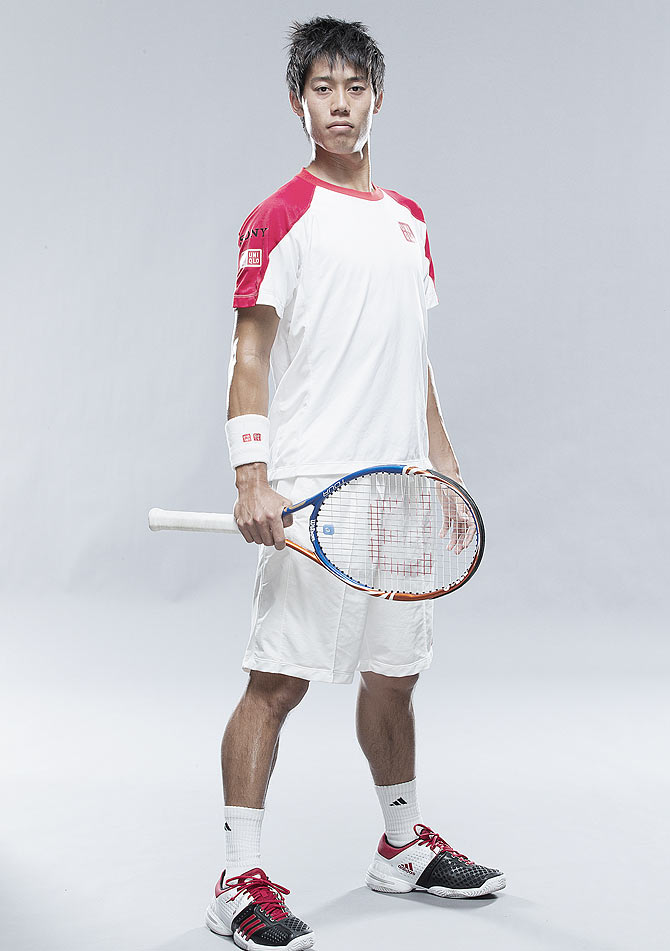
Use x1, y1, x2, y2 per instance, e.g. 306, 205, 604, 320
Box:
314, 85, 366, 94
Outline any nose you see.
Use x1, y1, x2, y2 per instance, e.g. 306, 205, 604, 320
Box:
331, 86, 349, 115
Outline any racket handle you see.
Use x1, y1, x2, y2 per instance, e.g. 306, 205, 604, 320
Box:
148, 508, 238, 533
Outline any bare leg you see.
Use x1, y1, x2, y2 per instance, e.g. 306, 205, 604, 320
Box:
222, 670, 309, 808
355, 671, 419, 785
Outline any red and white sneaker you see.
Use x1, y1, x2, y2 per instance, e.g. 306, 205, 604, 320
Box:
365, 823, 506, 898
205, 867, 315, 949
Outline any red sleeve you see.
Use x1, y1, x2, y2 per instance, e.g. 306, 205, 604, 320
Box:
234, 175, 315, 313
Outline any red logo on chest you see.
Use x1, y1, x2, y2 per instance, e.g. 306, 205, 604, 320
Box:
398, 222, 415, 242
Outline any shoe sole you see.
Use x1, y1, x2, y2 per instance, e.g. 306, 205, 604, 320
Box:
205, 901, 315, 950
365, 865, 506, 898
205, 902, 232, 937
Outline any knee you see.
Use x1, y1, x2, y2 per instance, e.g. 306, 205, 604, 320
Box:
246, 670, 310, 717
360, 670, 419, 698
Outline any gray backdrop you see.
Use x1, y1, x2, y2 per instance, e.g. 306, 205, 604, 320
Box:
2, 2, 668, 950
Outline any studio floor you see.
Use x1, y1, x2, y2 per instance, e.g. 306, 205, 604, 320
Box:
2, 594, 667, 951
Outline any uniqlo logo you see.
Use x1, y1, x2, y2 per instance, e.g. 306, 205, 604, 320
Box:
238, 248, 262, 269
398, 222, 415, 242
242, 433, 252, 442
252, 433, 262, 441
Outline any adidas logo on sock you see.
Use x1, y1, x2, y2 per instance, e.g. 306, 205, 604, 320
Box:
398, 862, 414, 874
390, 797, 407, 806
224, 822, 232, 831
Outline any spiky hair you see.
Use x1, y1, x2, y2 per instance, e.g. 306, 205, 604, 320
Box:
285, 15, 385, 106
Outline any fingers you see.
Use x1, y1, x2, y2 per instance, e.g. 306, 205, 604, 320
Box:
270, 497, 296, 550
443, 503, 476, 554
235, 512, 283, 548
269, 512, 287, 550
447, 513, 466, 553
258, 517, 276, 548
233, 495, 294, 550
233, 503, 256, 544
456, 512, 476, 553
237, 523, 255, 544
462, 517, 477, 550
280, 498, 294, 532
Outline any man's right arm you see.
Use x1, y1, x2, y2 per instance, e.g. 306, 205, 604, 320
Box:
227, 304, 294, 549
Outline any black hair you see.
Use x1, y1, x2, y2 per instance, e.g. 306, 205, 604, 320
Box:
285, 15, 385, 134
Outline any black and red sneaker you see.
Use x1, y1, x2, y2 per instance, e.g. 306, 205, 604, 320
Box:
365, 822, 506, 898
205, 866, 314, 949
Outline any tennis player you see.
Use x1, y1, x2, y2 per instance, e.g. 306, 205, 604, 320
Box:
205, 17, 505, 948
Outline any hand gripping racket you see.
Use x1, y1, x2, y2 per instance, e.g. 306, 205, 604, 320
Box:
148, 465, 484, 601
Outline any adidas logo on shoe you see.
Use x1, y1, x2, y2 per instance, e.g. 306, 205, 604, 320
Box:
398, 862, 414, 875
390, 797, 407, 806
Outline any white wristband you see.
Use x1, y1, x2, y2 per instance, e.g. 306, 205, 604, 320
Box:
225, 414, 270, 469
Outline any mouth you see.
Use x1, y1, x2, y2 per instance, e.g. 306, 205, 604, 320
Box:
328, 122, 353, 130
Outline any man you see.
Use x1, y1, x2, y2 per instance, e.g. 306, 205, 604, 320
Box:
205, 16, 505, 949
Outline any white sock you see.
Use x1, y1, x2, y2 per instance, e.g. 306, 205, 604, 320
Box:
223, 805, 265, 880
374, 778, 422, 846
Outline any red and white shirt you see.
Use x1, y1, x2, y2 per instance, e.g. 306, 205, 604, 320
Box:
232, 166, 439, 480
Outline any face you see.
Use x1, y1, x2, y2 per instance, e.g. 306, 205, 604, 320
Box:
290, 56, 383, 154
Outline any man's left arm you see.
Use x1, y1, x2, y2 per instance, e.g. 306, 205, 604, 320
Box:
426, 359, 478, 550
426, 358, 464, 485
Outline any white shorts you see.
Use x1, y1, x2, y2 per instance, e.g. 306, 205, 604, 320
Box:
242, 473, 434, 684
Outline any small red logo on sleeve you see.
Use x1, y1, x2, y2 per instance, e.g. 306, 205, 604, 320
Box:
242, 433, 251, 442
252, 433, 262, 441
238, 248, 263, 270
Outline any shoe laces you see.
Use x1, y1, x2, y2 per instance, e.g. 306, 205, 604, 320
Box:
414, 823, 474, 864
221, 868, 290, 920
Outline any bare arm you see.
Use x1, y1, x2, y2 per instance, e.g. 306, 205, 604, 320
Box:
426, 358, 464, 484
227, 304, 293, 549
427, 359, 478, 552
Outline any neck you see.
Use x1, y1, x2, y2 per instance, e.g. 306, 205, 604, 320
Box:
304, 142, 373, 193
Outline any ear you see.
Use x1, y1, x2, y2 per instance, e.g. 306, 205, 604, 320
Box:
289, 90, 304, 119
373, 89, 384, 115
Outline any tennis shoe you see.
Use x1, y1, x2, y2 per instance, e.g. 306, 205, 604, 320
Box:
365, 822, 506, 898
205, 866, 314, 949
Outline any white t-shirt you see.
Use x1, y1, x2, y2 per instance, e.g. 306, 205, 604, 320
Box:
232, 166, 439, 480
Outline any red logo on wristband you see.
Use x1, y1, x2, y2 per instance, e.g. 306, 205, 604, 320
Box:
253, 433, 262, 441
242, 433, 251, 442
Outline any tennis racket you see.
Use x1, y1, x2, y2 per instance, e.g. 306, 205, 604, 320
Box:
148, 465, 484, 601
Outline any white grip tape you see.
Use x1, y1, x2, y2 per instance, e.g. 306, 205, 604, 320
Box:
148, 508, 238, 533
225, 413, 270, 469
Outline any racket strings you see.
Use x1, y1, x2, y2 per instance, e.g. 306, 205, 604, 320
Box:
314, 471, 479, 595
